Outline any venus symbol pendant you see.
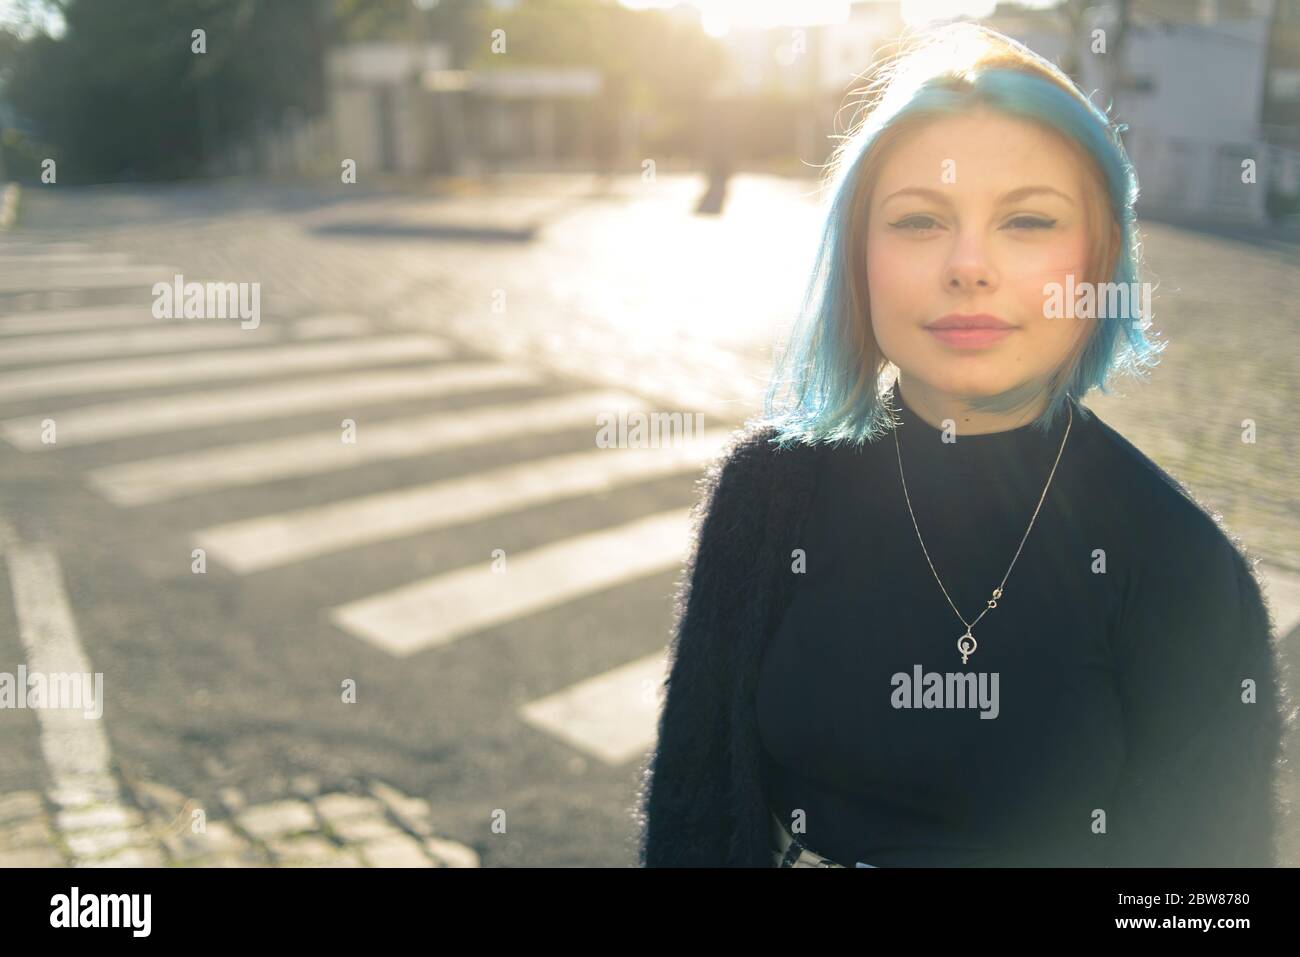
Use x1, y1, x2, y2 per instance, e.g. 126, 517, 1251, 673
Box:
958, 630, 977, 665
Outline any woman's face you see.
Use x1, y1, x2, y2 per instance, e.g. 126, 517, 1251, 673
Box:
866, 108, 1097, 409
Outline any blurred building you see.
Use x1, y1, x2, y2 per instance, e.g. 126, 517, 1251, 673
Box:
307, 0, 1299, 225
326, 42, 606, 177
987, 0, 1300, 225
668, 0, 1299, 222
327, 42, 451, 175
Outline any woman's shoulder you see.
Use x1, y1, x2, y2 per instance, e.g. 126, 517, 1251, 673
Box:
1078, 405, 1270, 631
1078, 404, 1242, 556
696, 421, 823, 501
678, 422, 826, 571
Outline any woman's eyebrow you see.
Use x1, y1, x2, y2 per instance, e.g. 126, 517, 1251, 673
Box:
879, 185, 1077, 206
999, 185, 1076, 205
879, 187, 951, 206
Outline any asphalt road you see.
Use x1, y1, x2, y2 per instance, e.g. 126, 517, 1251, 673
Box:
1, 173, 1296, 866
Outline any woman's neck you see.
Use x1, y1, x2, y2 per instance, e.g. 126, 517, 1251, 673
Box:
896, 376, 1051, 436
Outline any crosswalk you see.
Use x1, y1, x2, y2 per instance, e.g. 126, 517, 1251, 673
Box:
0, 362, 544, 448
82, 388, 687, 505
6, 239, 1300, 785
193, 437, 725, 574
0, 242, 722, 768
0, 334, 452, 402
329, 508, 698, 656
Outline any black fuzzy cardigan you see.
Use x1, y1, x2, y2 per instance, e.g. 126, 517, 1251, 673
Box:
632, 422, 1295, 867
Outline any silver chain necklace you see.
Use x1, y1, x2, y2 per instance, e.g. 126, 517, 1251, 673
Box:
891, 396, 1073, 666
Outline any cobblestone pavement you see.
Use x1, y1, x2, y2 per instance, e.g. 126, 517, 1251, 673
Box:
0, 777, 478, 868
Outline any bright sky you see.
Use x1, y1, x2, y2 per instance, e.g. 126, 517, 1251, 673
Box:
622, 0, 1062, 33
1, 0, 1062, 42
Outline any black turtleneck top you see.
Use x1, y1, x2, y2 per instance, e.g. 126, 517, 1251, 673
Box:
756, 380, 1269, 867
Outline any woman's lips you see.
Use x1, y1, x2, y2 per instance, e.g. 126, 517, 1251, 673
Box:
926, 326, 1015, 349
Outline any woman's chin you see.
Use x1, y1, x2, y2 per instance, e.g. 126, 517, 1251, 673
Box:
907, 367, 1030, 400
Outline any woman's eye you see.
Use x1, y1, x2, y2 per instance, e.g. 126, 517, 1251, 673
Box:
1005, 215, 1057, 230
889, 216, 941, 231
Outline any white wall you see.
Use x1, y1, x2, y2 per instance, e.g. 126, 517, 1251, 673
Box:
1079, 17, 1273, 221
1077, 20, 1269, 144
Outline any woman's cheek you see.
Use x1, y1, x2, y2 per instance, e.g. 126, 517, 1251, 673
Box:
1006, 244, 1090, 321
866, 234, 920, 314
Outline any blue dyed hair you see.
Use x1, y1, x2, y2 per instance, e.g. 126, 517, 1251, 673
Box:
760, 23, 1164, 448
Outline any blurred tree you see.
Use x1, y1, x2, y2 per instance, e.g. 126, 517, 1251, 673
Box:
0, 0, 724, 183
475, 0, 723, 104
3, 0, 332, 182
332, 0, 414, 41
476, 0, 726, 168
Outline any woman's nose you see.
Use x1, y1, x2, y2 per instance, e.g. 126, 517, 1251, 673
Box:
942, 234, 998, 291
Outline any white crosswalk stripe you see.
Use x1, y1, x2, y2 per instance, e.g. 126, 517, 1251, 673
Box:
84, 389, 645, 505
1259, 563, 1300, 639
2, 530, 138, 821
0, 313, 381, 366
0, 334, 450, 402
193, 431, 728, 573
519, 652, 668, 766
0, 265, 182, 293
0, 305, 157, 336
286, 315, 375, 339
0, 252, 136, 266
0, 242, 97, 256
328, 507, 693, 657
1, 362, 542, 449
0, 323, 284, 366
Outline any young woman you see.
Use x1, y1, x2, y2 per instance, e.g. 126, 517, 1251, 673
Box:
635, 23, 1293, 868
